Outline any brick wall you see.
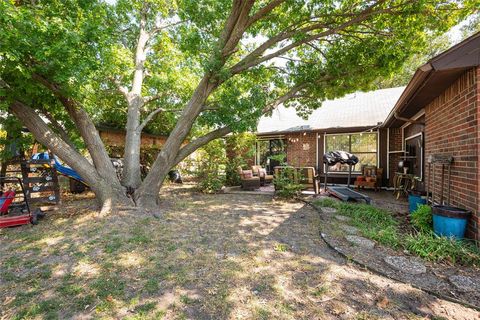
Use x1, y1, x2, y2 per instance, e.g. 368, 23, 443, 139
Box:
477, 66, 480, 240
99, 130, 167, 148
285, 132, 317, 167
424, 67, 479, 240
388, 128, 403, 186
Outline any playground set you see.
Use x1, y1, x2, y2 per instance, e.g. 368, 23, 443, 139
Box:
0, 150, 86, 228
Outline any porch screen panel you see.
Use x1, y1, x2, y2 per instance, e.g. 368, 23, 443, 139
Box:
325, 132, 377, 172
256, 140, 269, 166
351, 133, 377, 171
256, 138, 286, 173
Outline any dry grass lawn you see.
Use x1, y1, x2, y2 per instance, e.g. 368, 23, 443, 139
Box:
1, 184, 478, 319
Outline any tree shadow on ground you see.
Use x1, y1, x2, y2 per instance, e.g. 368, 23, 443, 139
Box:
0, 186, 478, 319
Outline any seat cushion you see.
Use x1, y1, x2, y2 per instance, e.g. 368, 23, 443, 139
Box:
242, 170, 253, 179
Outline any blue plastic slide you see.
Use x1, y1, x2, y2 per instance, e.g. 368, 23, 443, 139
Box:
32, 153, 84, 183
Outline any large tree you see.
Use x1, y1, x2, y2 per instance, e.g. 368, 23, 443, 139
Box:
0, 0, 474, 212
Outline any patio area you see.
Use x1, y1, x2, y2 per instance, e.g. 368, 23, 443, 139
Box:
224, 185, 409, 216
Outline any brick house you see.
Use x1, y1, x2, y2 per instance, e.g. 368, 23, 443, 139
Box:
382, 32, 480, 240
255, 87, 405, 187
254, 32, 480, 240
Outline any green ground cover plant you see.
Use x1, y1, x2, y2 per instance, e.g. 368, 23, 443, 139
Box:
410, 204, 433, 233
313, 199, 480, 266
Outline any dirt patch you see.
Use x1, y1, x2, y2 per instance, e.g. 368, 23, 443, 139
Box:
1, 185, 478, 319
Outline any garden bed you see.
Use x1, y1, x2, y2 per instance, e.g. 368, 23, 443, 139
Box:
312, 197, 480, 309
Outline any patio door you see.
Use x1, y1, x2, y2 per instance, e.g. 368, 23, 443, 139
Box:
404, 133, 424, 180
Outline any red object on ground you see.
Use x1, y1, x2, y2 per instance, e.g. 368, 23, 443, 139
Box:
0, 177, 37, 228
0, 214, 32, 228
0, 190, 16, 214
0, 189, 33, 228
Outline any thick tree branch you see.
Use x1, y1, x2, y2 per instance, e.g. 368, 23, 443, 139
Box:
246, 0, 286, 28
220, 0, 256, 57
131, 9, 150, 95
31, 73, 117, 180
231, 0, 390, 74
9, 100, 101, 185
36, 106, 76, 149
172, 126, 232, 167
120, 2, 154, 188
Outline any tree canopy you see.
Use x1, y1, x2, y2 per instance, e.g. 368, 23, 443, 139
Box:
0, 0, 476, 210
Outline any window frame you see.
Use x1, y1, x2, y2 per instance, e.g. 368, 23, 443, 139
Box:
323, 131, 379, 174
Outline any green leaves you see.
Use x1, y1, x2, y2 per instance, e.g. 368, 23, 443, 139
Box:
1, 0, 476, 153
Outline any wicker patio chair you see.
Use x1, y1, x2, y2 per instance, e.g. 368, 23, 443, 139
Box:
237, 166, 261, 190
251, 165, 273, 184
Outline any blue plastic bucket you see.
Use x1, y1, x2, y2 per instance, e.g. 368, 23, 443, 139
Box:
432, 205, 470, 239
408, 193, 426, 214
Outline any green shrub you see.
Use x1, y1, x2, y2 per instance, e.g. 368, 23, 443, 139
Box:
268, 153, 287, 164
274, 167, 303, 199
411, 204, 432, 232
198, 172, 225, 194
405, 232, 480, 266
191, 138, 226, 193
225, 133, 256, 186
313, 198, 480, 266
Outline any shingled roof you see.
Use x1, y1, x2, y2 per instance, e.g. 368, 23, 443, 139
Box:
257, 86, 405, 135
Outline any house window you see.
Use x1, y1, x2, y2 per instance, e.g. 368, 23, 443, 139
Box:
325, 132, 378, 172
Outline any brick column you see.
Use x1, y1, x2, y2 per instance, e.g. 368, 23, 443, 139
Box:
476, 66, 480, 241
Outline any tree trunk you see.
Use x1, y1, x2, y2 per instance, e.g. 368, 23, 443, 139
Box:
122, 94, 143, 189
93, 178, 134, 214
121, 14, 150, 190
9, 101, 133, 211
135, 76, 217, 207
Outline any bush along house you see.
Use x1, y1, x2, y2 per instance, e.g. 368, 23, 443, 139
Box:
253, 31, 480, 241
382, 32, 480, 241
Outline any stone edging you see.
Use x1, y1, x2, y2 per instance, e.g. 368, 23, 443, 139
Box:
301, 199, 480, 312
